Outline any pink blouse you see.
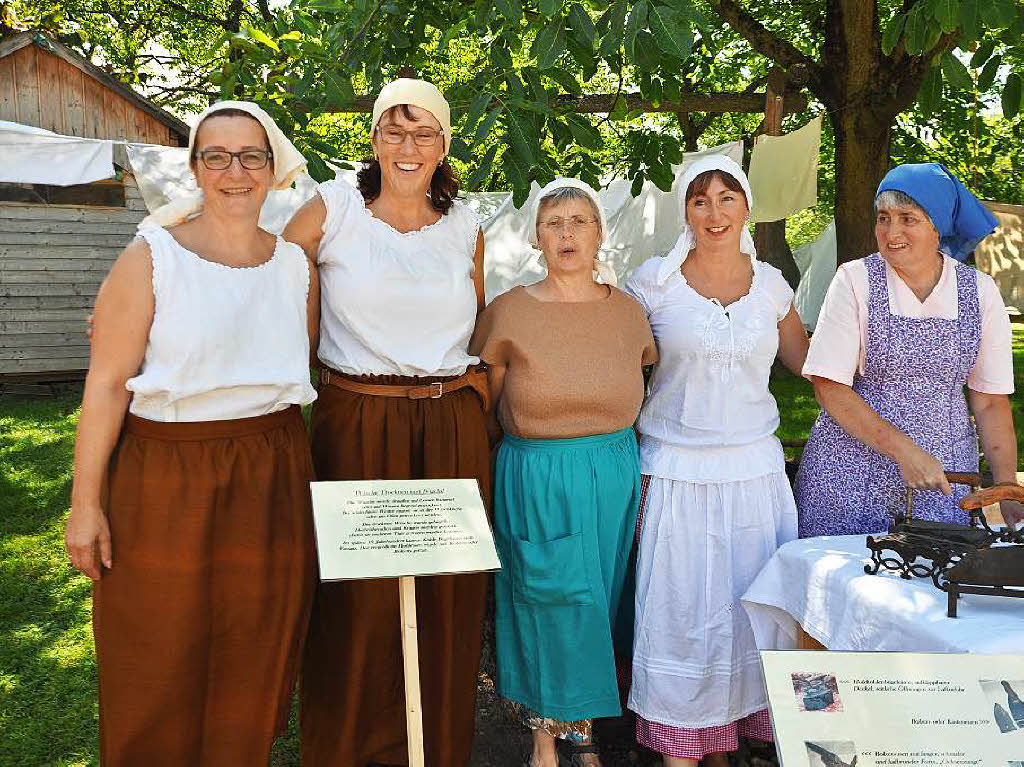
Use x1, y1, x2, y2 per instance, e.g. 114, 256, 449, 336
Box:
803, 254, 1013, 394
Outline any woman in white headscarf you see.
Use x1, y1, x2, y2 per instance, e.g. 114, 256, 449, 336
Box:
65, 101, 318, 764
283, 78, 492, 766
470, 179, 656, 767
624, 156, 808, 766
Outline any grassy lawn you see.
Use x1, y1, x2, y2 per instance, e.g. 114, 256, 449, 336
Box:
3, 329, 1023, 764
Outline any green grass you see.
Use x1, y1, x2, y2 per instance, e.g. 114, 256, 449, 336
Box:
3, 330, 1023, 764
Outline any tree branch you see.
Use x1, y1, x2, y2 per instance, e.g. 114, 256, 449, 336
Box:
336, 0, 386, 65
708, 0, 825, 90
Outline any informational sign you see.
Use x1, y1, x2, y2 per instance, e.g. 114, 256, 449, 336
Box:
762, 651, 1024, 767
310, 478, 500, 580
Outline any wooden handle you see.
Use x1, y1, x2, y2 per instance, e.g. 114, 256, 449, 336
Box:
960, 483, 1024, 510
945, 472, 983, 487
399, 576, 425, 767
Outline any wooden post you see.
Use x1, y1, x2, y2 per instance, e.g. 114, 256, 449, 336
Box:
399, 576, 426, 767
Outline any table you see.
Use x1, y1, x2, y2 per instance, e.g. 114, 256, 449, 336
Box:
741, 534, 1024, 653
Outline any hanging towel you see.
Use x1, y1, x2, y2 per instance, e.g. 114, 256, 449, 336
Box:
748, 115, 822, 223
0, 120, 114, 185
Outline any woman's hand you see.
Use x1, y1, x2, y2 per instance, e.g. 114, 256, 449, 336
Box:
894, 442, 952, 495
65, 505, 112, 580
1000, 500, 1024, 529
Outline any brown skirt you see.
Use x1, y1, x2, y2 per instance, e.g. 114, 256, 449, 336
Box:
300, 375, 491, 767
93, 406, 316, 766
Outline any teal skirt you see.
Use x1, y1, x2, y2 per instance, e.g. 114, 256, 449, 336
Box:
494, 428, 641, 721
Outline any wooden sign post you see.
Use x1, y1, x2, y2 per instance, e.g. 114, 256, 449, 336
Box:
309, 479, 501, 767
399, 575, 425, 767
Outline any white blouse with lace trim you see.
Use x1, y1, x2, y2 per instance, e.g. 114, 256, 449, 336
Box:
125, 224, 316, 422
625, 254, 795, 483
316, 179, 481, 377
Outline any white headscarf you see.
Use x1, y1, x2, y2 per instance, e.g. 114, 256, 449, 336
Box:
528, 177, 617, 286
656, 154, 756, 284
371, 78, 452, 155
139, 100, 307, 229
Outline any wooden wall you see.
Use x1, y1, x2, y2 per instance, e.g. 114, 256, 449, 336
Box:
0, 173, 148, 379
0, 44, 177, 145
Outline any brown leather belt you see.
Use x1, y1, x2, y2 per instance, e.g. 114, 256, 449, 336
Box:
320, 367, 491, 411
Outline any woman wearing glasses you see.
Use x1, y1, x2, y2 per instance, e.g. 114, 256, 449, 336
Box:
64, 101, 318, 763
283, 79, 491, 766
470, 179, 657, 767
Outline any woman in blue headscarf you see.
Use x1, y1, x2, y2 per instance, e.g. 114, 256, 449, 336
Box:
795, 163, 1023, 536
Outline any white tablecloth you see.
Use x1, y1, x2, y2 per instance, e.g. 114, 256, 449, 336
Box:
741, 534, 1024, 653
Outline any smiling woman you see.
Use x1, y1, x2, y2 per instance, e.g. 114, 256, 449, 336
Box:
796, 162, 1023, 536
65, 101, 319, 765
281, 78, 492, 767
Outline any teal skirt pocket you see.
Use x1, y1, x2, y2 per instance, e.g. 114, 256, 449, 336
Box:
513, 532, 593, 607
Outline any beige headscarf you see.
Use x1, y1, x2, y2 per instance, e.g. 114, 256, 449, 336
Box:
371, 78, 452, 155
529, 177, 617, 286
139, 100, 307, 229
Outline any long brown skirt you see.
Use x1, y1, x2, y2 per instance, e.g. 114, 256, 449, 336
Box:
300, 375, 491, 767
93, 406, 316, 766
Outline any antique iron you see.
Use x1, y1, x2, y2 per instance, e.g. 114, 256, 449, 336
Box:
864, 472, 1024, 617
801, 675, 835, 711
806, 741, 857, 767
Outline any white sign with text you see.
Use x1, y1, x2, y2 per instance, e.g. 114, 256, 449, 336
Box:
310, 479, 500, 580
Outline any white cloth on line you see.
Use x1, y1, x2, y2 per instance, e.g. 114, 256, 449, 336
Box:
126, 224, 317, 422
748, 115, 821, 223
792, 218, 837, 329
740, 534, 1024, 653
315, 178, 481, 377
0, 120, 114, 186
629, 472, 797, 728
625, 254, 795, 483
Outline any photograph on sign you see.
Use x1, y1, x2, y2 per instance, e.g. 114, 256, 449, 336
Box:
310, 478, 501, 581
762, 651, 1024, 766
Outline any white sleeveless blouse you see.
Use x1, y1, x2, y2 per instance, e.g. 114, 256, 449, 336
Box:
125, 225, 317, 422
315, 180, 480, 377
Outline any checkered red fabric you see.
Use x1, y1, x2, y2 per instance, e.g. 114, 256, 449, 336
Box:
635, 709, 774, 760
635, 473, 652, 544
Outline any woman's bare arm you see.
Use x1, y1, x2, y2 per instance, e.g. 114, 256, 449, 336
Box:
969, 389, 1024, 526
66, 241, 154, 580
776, 305, 809, 376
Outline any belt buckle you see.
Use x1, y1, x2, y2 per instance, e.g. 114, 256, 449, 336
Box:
430, 382, 444, 399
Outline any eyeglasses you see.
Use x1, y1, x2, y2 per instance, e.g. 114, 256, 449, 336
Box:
195, 149, 273, 170
538, 216, 599, 232
376, 126, 442, 146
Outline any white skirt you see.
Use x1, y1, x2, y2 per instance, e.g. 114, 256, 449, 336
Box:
628, 471, 798, 728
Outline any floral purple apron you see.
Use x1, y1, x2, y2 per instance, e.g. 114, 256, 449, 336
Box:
795, 254, 980, 537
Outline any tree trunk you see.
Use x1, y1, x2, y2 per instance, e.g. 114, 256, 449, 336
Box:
832, 108, 893, 264
756, 221, 800, 288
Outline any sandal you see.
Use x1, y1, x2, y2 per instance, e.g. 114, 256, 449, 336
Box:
556, 742, 602, 767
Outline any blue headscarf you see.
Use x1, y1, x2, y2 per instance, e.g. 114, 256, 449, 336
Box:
875, 163, 998, 262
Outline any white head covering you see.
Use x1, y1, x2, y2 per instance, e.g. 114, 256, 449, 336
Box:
656, 154, 756, 284
528, 177, 617, 286
139, 100, 307, 229
371, 78, 452, 155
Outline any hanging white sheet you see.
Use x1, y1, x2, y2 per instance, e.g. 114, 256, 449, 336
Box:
792, 218, 837, 329
0, 120, 114, 186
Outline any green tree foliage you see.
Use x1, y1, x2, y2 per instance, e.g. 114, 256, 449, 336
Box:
5, 0, 1022, 246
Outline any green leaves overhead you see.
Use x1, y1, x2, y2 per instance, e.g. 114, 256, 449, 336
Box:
917, 65, 944, 116
532, 19, 567, 69
648, 4, 693, 59
494, 0, 523, 24
941, 52, 972, 91
881, 12, 906, 56
1003, 72, 1022, 119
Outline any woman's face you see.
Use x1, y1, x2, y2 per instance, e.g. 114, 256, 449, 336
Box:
685, 175, 749, 253
535, 197, 602, 278
874, 202, 940, 269
372, 104, 445, 198
191, 115, 273, 220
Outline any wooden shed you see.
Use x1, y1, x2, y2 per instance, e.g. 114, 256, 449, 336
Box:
0, 30, 189, 381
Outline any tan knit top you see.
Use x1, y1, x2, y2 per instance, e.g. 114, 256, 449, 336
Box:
470, 285, 658, 439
